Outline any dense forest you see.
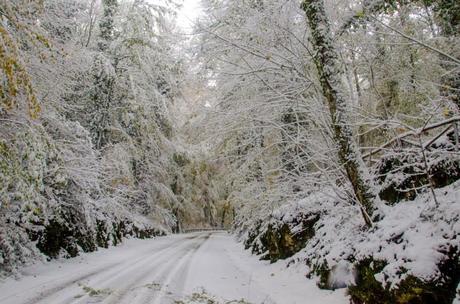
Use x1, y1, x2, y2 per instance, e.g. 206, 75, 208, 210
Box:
1, 0, 459, 303
0, 0, 227, 270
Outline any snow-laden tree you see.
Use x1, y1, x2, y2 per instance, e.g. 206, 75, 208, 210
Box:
195, 0, 460, 224
193, 0, 377, 228
302, 0, 376, 226
1, 0, 189, 273
190, 1, 460, 301
0, 0, 44, 118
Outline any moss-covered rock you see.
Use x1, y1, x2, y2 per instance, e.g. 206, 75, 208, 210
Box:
308, 260, 331, 290
28, 206, 164, 260
243, 220, 264, 254
348, 250, 460, 304
260, 223, 298, 262
28, 204, 96, 259
347, 258, 390, 303
244, 213, 319, 263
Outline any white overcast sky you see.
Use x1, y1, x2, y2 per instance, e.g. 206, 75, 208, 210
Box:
176, 0, 203, 32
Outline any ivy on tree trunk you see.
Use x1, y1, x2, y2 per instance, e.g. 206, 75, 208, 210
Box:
302, 0, 375, 227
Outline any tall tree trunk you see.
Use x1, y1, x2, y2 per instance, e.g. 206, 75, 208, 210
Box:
88, 0, 118, 149
302, 0, 375, 227
98, 0, 118, 52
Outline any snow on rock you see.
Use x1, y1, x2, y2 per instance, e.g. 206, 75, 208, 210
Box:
355, 182, 459, 286
309, 182, 457, 286
327, 260, 356, 289
242, 181, 460, 292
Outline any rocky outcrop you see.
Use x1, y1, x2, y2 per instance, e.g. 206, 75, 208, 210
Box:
347, 249, 459, 304
27, 206, 164, 259
244, 213, 319, 263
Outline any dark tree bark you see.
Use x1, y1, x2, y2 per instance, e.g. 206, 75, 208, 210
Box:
302, 0, 375, 226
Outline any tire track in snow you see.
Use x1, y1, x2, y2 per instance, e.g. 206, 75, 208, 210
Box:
99, 234, 208, 304
65, 234, 203, 304
0, 233, 214, 304
25, 246, 168, 304
10, 234, 201, 304
220, 238, 277, 304
11, 262, 120, 304
148, 233, 211, 304
165, 232, 212, 299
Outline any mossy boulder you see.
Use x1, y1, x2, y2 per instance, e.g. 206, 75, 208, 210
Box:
348, 250, 460, 304
244, 213, 319, 263
243, 220, 264, 254
259, 223, 296, 262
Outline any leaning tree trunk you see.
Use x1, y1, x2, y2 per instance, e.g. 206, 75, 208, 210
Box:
302, 0, 375, 227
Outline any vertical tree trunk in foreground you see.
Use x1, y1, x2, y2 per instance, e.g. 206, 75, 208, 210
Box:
302, 0, 375, 227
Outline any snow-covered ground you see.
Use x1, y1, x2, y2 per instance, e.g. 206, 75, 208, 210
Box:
0, 232, 346, 304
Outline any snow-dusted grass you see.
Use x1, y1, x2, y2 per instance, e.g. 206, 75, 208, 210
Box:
176, 291, 253, 304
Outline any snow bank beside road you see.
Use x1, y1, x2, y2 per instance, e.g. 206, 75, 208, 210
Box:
184, 232, 346, 304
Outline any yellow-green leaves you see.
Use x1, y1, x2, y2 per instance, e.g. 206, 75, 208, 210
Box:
0, 1, 45, 119
356, 10, 366, 18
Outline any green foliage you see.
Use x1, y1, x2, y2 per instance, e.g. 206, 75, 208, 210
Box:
422, 0, 460, 35
98, 0, 118, 51
0, 127, 48, 211
0, 0, 52, 118
309, 260, 331, 290
348, 258, 389, 303
173, 153, 190, 167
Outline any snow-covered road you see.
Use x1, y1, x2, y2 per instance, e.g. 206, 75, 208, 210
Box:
0, 232, 346, 304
